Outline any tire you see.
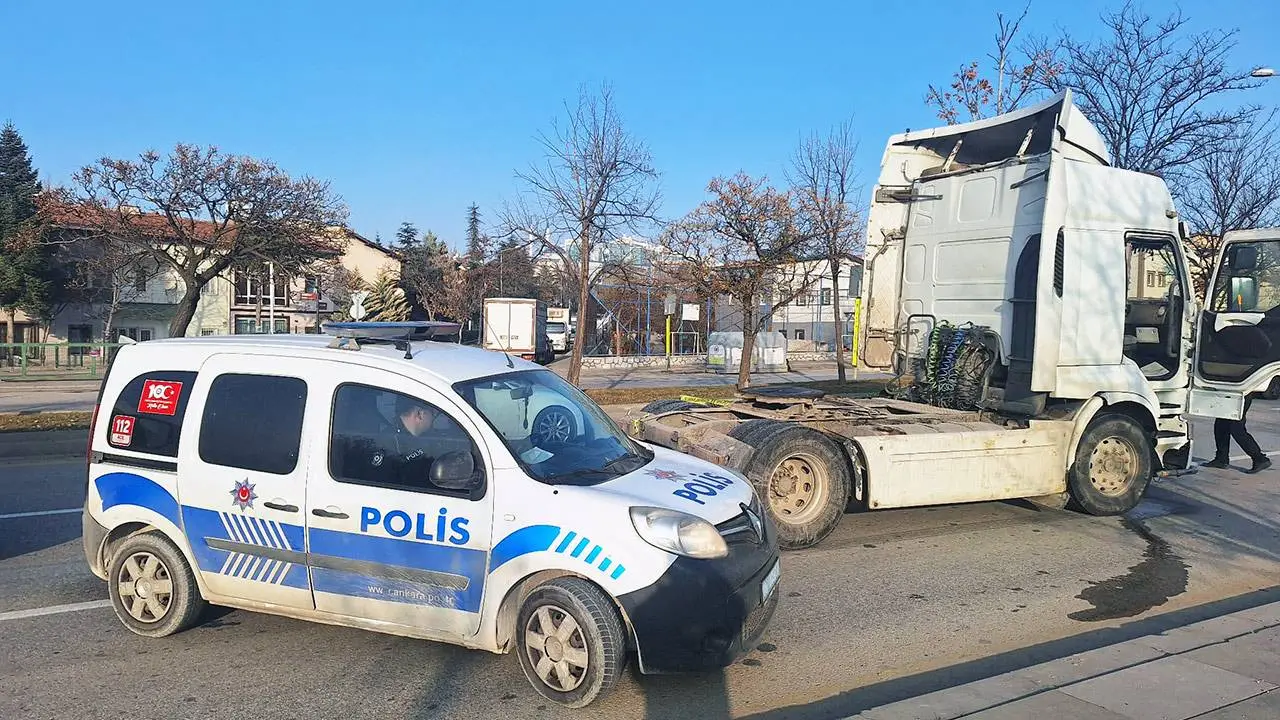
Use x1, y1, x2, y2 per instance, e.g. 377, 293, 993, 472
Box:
732, 422, 852, 550
515, 577, 626, 708
640, 399, 702, 414
1067, 414, 1153, 515
532, 405, 578, 449
106, 532, 206, 638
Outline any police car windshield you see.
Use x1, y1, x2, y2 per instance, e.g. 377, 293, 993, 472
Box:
454, 369, 652, 485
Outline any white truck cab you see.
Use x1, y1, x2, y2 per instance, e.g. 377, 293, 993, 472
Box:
81, 322, 779, 708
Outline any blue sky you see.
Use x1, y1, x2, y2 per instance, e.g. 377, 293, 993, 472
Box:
5, 0, 1279, 249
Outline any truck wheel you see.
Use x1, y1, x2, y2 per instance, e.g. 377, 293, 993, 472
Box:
731, 422, 851, 550
516, 577, 626, 708
107, 532, 206, 638
532, 406, 578, 448
1068, 414, 1152, 516
640, 399, 702, 414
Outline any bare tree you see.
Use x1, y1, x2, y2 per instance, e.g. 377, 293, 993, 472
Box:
1029, 3, 1262, 178
503, 84, 660, 383
925, 3, 1058, 124
50, 230, 162, 344
1179, 113, 1280, 296
56, 144, 347, 337
661, 173, 819, 389
790, 121, 864, 382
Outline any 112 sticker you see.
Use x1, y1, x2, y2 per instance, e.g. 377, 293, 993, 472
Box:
110, 415, 136, 446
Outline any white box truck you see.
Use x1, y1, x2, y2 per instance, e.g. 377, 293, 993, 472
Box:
483, 297, 554, 364
631, 90, 1278, 550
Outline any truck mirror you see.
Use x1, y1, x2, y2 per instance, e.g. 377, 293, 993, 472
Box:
1229, 276, 1259, 312
1231, 245, 1259, 272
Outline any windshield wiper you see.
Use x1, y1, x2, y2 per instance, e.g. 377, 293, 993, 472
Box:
602, 452, 646, 472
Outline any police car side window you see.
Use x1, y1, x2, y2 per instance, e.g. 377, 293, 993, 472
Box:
199, 374, 308, 475
106, 370, 199, 457
329, 384, 482, 497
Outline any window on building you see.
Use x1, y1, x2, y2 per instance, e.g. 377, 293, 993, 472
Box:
795, 329, 806, 340
233, 271, 289, 306
133, 264, 148, 292
199, 374, 307, 474
796, 294, 807, 306
106, 371, 200, 456
233, 317, 288, 335
847, 266, 863, 297
820, 287, 832, 306
117, 328, 154, 342
329, 384, 483, 497
200, 328, 216, 337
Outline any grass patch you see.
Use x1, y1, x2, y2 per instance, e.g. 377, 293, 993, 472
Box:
585, 378, 887, 407
0, 411, 92, 433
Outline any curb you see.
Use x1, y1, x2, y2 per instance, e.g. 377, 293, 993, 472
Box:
849, 601, 1280, 719
0, 429, 89, 459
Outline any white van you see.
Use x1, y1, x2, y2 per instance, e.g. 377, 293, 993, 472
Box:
81, 322, 779, 708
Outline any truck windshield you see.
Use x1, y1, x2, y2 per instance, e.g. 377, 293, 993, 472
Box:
547, 322, 567, 334
453, 370, 652, 485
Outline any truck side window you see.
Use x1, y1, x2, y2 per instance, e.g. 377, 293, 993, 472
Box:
1211, 241, 1280, 313
329, 384, 482, 497
198, 374, 307, 475
106, 370, 199, 457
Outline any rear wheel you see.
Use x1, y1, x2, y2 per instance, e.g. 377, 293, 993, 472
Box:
730, 422, 851, 550
1068, 414, 1153, 515
107, 532, 206, 638
516, 577, 626, 708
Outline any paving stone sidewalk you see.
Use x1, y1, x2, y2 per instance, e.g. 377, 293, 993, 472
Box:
850, 601, 1280, 720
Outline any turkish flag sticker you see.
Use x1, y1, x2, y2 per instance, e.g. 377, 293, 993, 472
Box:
109, 415, 136, 446
138, 380, 183, 416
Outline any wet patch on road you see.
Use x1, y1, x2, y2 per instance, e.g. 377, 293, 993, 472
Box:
1068, 517, 1188, 622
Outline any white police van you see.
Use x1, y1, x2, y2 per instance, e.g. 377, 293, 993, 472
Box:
82, 322, 780, 707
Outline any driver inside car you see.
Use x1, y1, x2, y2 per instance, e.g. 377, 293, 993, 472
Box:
392, 395, 471, 488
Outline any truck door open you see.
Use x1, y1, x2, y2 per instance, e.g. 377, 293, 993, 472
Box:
1193, 229, 1280, 417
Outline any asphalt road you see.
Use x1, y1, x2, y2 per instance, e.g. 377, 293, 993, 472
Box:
2, 413, 1279, 720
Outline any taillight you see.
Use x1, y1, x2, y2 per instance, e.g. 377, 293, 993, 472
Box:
87, 403, 100, 463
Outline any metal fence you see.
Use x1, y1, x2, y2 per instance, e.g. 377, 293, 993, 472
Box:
0, 343, 123, 378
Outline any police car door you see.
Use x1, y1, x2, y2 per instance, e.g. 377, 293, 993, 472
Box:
175, 354, 317, 610
306, 367, 493, 638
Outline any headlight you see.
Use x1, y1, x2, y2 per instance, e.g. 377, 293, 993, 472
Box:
629, 506, 728, 559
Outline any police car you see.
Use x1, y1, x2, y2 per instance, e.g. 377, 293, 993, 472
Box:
82, 322, 780, 707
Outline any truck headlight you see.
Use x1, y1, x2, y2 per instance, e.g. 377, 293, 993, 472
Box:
629, 506, 728, 559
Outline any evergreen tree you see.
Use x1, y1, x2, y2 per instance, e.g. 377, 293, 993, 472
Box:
465, 204, 489, 267
395, 221, 420, 249
0, 122, 56, 341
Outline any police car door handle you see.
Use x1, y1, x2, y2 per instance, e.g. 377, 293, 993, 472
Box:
312, 507, 349, 520
264, 500, 299, 513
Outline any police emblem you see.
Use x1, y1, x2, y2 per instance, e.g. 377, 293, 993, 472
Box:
646, 468, 683, 481
231, 479, 258, 510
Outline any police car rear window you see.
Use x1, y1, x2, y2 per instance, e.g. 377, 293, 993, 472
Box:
199, 373, 307, 475
106, 371, 199, 457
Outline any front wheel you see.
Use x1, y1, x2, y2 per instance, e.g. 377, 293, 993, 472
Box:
1068, 414, 1153, 515
107, 532, 206, 638
516, 577, 626, 708
532, 405, 578, 449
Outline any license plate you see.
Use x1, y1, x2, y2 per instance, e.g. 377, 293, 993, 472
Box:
761, 559, 780, 602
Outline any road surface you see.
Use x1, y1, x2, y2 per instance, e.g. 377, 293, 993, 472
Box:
2, 413, 1278, 719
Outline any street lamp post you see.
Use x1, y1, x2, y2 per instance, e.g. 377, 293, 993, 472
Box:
1251, 67, 1275, 78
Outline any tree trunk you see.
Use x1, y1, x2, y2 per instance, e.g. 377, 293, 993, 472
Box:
831, 261, 846, 383
737, 304, 756, 389
168, 288, 203, 338
567, 228, 590, 385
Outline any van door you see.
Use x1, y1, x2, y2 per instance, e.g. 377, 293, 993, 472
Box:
1192, 230, 1280, 417
176, 354, 316, 610
305, 366, 493, 638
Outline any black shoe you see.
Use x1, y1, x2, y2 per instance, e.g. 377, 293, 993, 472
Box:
1245, 457, 1272, 474
1203, 457, 1231, 469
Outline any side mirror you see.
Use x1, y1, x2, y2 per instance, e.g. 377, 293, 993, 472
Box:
1231, 245, 1259, 272
509, 385, 533, 400
1229, 276, 1259, 312
431, 451, 480, 490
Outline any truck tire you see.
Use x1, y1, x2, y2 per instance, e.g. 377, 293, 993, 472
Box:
107, 532, 206, 638
730, 421, 851, 550
1067, 414, 1152, 516
640, 399, 703, 414
516, 577, 626, 708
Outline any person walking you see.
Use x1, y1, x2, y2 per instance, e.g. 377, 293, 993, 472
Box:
1204, 394, 1272, 473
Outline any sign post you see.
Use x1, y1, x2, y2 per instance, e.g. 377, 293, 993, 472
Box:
663, 293, 678, 371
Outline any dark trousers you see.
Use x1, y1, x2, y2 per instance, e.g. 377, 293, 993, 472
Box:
1214, 397, 1264, 460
